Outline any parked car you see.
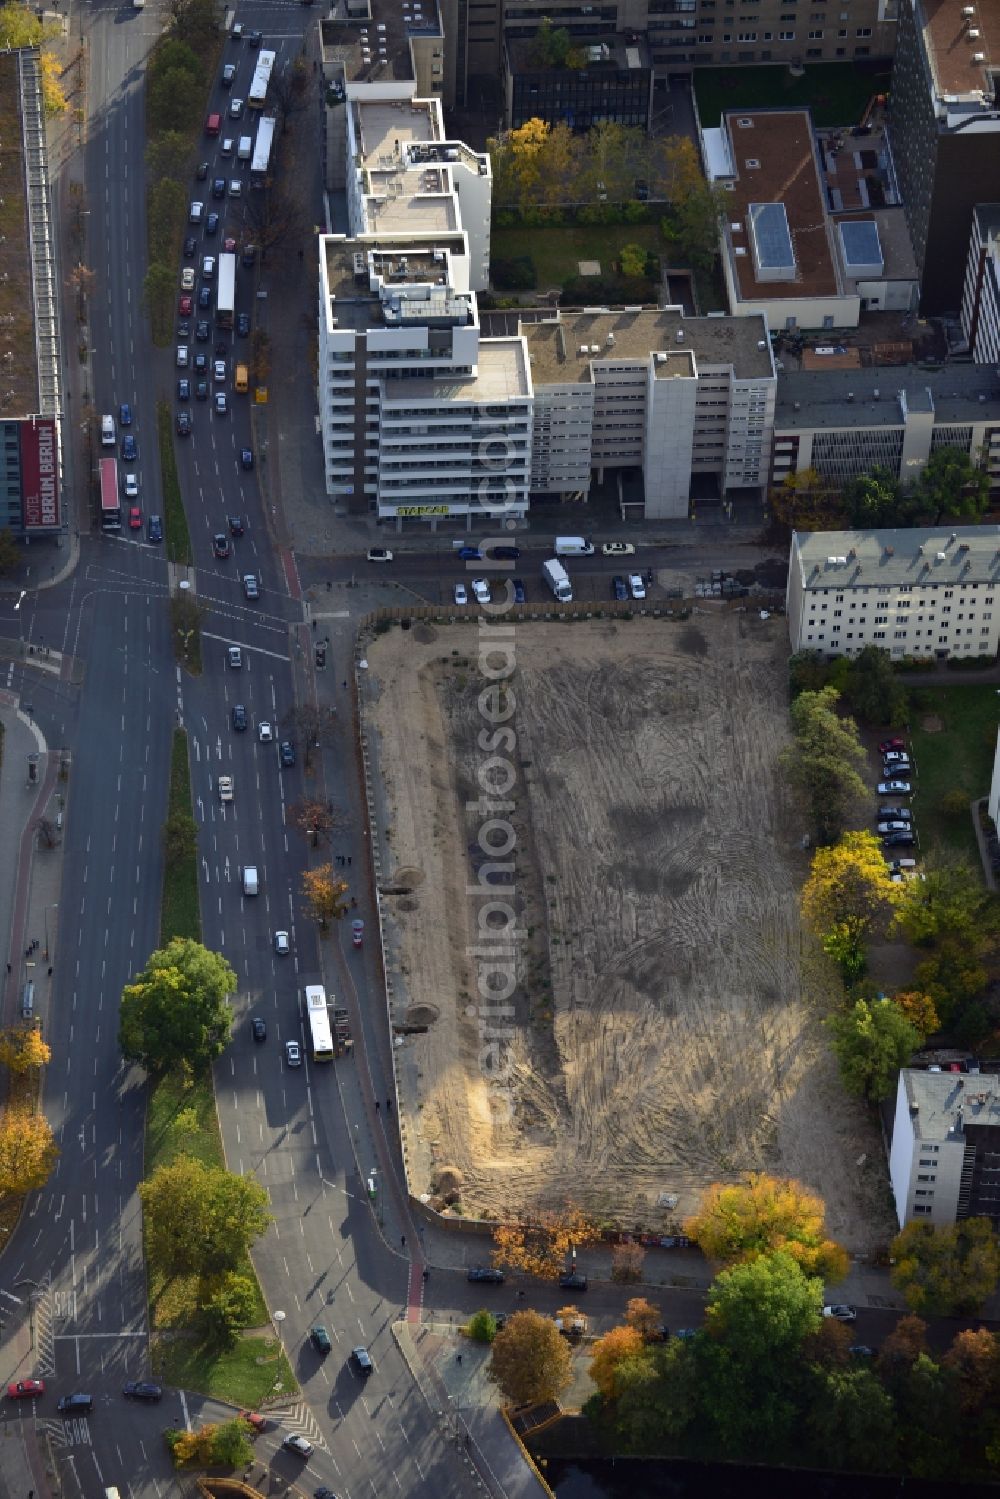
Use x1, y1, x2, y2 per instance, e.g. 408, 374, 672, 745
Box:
367, 547, 393, 562
351, 1346, 374, 1376
883, 751, 911, 767
877, 820, 912, 835
467, 1267, 504, 1283
612, 575, 628, 601
602, 541, 635, 555
628, 573, 646, 600
472, 578, 490, 604
877, 807, 912, 822
512, 578, 526, 603
491, 544, 520, 560
823, 1305, 857, 1323
878, 780, 912, 796
878, 738, 906, 754
558, 1271, 588, 1291
456, 545, 481, 560
453, 582, 468, 605
883, 832, 916, 848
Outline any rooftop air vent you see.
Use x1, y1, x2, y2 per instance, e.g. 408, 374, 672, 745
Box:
936, 551, 947, 560
738, 117, 754, 127
758, 339, 767, 349
745, 157, 760, 169
974, 51, 986, 61
676, 330, 685, 342
884, 544, 894, 556
873, 388, 880, 398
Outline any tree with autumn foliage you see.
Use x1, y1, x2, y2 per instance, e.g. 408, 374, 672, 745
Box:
589, 1325, 645, 1399
0, 1026, 51, 1075
290, 799, 335, 849
768, 467, 845, 532
942, 1327, 1000, 1418
611, 1241, 645, 1282
802, 830, 900, 948
492, 1203, 599, 1279
781, 688, 867, 846
891, 990, 939, 1039
683, 1172, 849, 1281
165, 1418, 253, 1469
301, 863, 349, 931
489, 1309, 572, 1407
0, 1109, 58, 1199
890, 1217, 1000, 1317
0, 4, 67, 113
624, 1297, 663, 1340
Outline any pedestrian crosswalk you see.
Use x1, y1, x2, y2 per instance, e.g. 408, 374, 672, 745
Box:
272, 1400, 328, 1450
39, 1416, 91, 1450
33, 1277, 56, 1378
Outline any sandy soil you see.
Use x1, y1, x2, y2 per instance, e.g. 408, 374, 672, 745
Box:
363, 612, 896, 1251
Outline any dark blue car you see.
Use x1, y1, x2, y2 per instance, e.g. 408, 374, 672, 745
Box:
456, 546, 481, 561
612, 574, 628, 600
122, 434, 137, 462
119, 402, 132, 426
147, 514, 163, 543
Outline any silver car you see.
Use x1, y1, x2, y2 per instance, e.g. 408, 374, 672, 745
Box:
285, 1039, 302, 1068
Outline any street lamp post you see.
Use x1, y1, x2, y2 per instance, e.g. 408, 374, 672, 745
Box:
44, 904, 58, 962
13, 590, 27, 656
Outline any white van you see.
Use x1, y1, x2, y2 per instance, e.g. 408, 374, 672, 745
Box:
243, 865, 259, 896
554, 536, 594, 557
238, 135, 253, 161
542, 557, 572, 602
101, 413, 116, 446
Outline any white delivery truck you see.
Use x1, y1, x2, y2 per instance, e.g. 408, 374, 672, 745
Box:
542, 558, 573, 602
554, 535, 594, 556
101, 414, 116, 446
242, 865, 259, 895
238, 135, 253, 161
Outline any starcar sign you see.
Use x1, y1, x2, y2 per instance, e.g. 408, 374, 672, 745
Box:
20, 417, 60, 531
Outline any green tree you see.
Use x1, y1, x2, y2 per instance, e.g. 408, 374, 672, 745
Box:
781, 686, 867, 843
619, 243, 649, 278
684, 1172, 849, 1281
145, 131, 191, 187
148, 65, 204, 132
842, 645, 909, 727
119, 939, 235, 1076
705, 1250, 823, 1362
143, 262, 178, 345
0, 529, 21, 576
890, 1217, 1000, 1316
843, 467, 901, 529
200, 1272, 259, 1348
529, 15, 576, 66
659, 136, 727, 276
914, 445, 990, 523
468, 1309, 497, 1343
489, 1309, 572, 1406
895, 861, 999, 948
167, 0, 220, 55
613, 1342, 696, 1452
827, 997, 921, 1102
140, 1156, 271, 1279
807, 1366, 898, 1471
915, 939, 989, 1026
942, 1327, 1000, 1417
895, 1353, 960, 1479
148, 179, 186, 262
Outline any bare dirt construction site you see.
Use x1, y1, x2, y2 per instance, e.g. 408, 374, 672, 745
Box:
364, 612, 895, 1252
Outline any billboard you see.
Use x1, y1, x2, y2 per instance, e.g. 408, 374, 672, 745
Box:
20, 417, 60, 531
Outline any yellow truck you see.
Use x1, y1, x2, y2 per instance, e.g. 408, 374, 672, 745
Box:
235, 363, 249, 393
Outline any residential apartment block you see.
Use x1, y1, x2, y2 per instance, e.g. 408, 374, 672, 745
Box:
889, 1068, 1000, 1228
772, 366, 1000, 493
887, 0, 1000, 314
452, 0, 896, 107
703, 109, 917, 328
786, 525, 1000, 660
960, 205, 1000, 366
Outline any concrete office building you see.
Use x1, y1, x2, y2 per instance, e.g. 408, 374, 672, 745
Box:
889, 1068, 1000, 1228
450, 0, 896, 108
519, 307, 775, 515
786, 524, 1000, 660
960, 204, 1000, 366
704, 109, 917, 329
772, 366, 1000, 492
887, 0, 1000, 315
502, 34, 652, 130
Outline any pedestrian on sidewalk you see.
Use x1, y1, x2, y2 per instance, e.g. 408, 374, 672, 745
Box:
375, 1101, 380, 1115
386, 1098, 392, 1114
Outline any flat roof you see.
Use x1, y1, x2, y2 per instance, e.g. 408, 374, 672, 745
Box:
380, 338, 531, 401
775, 365, 1000, 428
917, 0, 1000, 99
505, 32, 650, 72
722, 110, 840, 303
901, 1068, 1000, 1142
792, 525, 1000, 591
323, 234, 474, 331
522, 308, 774, 384
322, 0, 441, 84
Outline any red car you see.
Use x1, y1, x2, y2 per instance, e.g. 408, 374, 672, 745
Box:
223, 236, 238, 253
878, 738, 906, 754
129, 506, 142, 530
351, 918, 364, 947
179, 294, 193, 316
7, 1379, 45, 1399
239, 1410, 266, 1432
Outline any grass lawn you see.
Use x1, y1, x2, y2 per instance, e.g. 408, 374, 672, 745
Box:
490, 222, 664, 292
908, 685, 998, 867
153, 1334, 296, 1409
694, 62, 892, 128
161, 729, 201, 944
